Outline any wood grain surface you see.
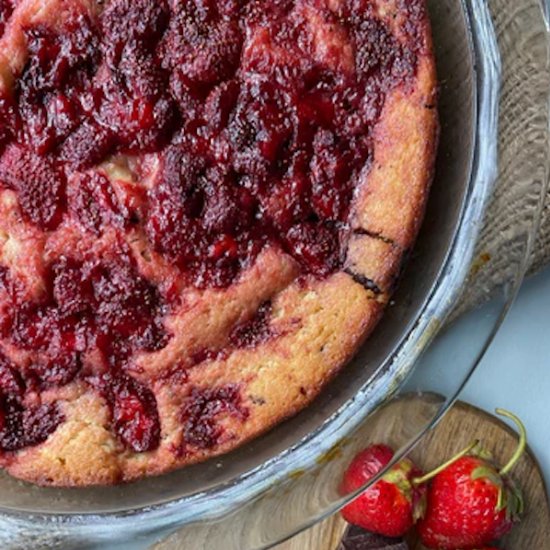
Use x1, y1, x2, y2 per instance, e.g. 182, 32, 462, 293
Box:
276, 399, 550, 550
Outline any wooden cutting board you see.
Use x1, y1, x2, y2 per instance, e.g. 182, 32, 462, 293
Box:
276, 399, 550, 550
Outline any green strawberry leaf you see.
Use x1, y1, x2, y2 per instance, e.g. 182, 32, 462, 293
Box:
504, 480, 524, 521
471, 465, 503, 487
413, 490, 427, 522
471, 443, 494, 462
383, 462, 414, 502
497, 484, 507, 512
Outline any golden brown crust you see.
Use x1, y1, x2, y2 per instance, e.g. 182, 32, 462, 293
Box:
351, 58, 439, 248
0, 0, 438, 486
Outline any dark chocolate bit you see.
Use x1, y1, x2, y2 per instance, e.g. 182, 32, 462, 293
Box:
352, 227, 396, 246
337, 524, 408, 550
344, 269, 383, 295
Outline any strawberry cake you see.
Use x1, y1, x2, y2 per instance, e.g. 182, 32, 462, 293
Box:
0, 0, 438, 485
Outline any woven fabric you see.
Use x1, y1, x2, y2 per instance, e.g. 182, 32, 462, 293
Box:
452, 0, 550, 317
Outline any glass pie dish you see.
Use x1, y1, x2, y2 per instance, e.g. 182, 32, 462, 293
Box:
0, 0, 549, 548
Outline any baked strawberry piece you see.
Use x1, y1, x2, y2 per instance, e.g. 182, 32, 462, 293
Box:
0, 0, 438, 485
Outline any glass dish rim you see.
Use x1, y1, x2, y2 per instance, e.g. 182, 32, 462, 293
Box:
0, 0, 504, 533
3, 0, 550, 546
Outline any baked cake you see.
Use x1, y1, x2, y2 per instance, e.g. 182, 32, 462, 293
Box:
0, 0, 438, 486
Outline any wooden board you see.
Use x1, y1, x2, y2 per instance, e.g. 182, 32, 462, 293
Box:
276, 399, 550, 550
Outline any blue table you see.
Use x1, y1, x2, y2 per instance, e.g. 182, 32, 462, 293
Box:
420, 267, 550, 484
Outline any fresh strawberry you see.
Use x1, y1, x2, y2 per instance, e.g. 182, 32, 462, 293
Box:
339, 444, 426, 537
417, 454, 521, 548
418, 409, 525, 550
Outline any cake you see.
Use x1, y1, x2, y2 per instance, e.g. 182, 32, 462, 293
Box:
0, 0, 438, 486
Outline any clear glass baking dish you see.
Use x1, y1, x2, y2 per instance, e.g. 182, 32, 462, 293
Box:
0, 0, 548, 548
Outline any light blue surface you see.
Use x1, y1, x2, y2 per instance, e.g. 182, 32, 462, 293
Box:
420, 266, 550, 483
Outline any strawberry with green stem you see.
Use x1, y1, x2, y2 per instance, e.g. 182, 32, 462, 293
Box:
339, 440, 478, 538
418, 409, 525, 549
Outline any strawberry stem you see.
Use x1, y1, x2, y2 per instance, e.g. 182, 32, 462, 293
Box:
412, 439, 479, 486
496, 408, 527, 475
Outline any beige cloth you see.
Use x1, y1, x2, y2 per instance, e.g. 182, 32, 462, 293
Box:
454, 0, 550, 316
